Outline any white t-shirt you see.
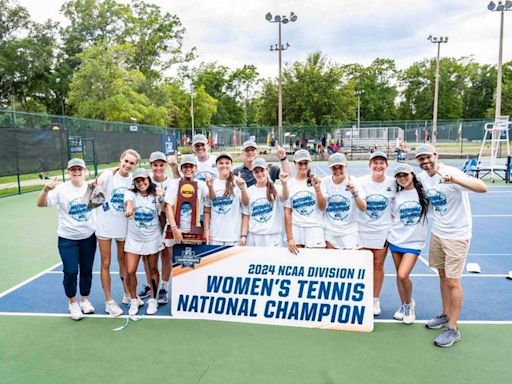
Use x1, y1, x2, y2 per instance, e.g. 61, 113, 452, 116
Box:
284, 177, 325, 228
164, 178, 208, 232
243, 185, 284, 235
388, 188, 426, 251
124, 191, 163, 242
322, 175, 365, 236
205, 178, 243, 242
417, 164, 473, 240
195, 156, 218, 181
46, 181, 95, 240
95, 169, 132, 238
357, 175, 395, 235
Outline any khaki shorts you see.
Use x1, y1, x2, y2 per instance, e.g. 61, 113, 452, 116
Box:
429, 234, 470, 278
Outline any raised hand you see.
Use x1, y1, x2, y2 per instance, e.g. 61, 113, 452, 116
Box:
275, 142, 286, 160
205, 173, 214, 188
43, 177, 59, 192
436, 170, 453, 184
279, 171, 289, 183
234, 174, 246, 189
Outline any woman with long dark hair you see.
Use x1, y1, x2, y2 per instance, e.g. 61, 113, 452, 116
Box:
124, 168, 165, 316
388, 163, 428, 324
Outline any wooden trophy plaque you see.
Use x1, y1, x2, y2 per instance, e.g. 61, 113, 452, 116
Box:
165, 179, 204, 244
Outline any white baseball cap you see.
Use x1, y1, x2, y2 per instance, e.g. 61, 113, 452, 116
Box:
252, 157, 268, 169
67, 158, 86, 169
328, 153, 347, 167
293, 149, 312, 162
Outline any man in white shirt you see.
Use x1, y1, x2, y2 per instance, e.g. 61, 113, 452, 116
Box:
415, 143, 487, 348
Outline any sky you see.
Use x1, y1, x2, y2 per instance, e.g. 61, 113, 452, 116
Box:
17, 0, 512, 78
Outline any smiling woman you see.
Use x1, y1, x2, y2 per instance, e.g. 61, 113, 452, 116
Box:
36, 158, 97, 321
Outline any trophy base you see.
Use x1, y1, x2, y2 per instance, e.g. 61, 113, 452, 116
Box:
165, 227, 204, 245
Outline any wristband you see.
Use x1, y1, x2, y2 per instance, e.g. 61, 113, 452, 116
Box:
352, 192, 359, 198
240, 234, 247, 238
280, 156, 287, 161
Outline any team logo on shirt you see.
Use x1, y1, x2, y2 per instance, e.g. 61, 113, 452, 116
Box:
196, 171, 217, 182
399, 201, 422, 226
134, 206, 156, 228
68, 198, 91, 222
291, 191, 316, 216
111, 187, 128, 211
365, 194, 389, 220
326, 194, 351, 221
426, 189, 448, 215
212, 191, 233, 215
251, 198, 273, 223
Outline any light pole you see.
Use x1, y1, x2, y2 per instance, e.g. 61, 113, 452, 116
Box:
190, 93, 195, 137
488, 1, 512, 119
266, 11, 297, 144
428, 35, 448, 146
355, 90, 364, 130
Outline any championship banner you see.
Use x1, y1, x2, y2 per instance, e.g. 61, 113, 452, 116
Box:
171, 246, 374, 332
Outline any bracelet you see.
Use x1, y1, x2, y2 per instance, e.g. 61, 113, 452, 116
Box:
240, 188, 247, 192
352, 192, 359, 198
280, 156, 287, 161
171, 225, 178, 230
286, 238, 294, 242
240, 234, 247, 238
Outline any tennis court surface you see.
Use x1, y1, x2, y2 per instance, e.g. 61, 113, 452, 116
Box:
1, 164, 511, 383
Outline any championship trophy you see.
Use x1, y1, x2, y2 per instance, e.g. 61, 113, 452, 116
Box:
165, 179, 204, 244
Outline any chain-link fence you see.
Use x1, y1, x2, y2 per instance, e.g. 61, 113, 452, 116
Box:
0, 109, 504, 196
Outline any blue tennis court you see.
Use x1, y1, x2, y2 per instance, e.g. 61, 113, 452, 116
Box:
1, 160, 511, 324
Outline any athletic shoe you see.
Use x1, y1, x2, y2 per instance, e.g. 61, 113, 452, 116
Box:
137, 285, 151, 299
69, 302, 84, 321
79, 299, 95, 314
157, 288, 168, 304
434, 327, 461, 348
373, 298, 381, 316
122, 293, 144, 306
146, 298, 158, 315
105, 300, 123, 317
393, 305, 405, 321
425, 314, 449, 329
403, 303, 416, 324
128, 299, 140, 316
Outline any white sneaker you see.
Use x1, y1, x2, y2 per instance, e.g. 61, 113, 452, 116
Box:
393, 304, 405, 321
79, 299, 95, 314
373, 298, 381, 316
128, 299, 140, 316
146, 298, 158, 315
403, 303, 416, 325
122, 293, 144, 306
69, 302, 84, 321
105, 300, 123, 317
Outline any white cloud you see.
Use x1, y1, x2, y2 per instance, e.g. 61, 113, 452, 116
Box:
17, 0, 512, 77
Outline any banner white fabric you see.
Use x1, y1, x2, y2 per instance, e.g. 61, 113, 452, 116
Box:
171, 246, 374, 332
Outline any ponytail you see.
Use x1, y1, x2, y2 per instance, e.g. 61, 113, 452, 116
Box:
266, 179, 278, 203
223, 171, 235, 197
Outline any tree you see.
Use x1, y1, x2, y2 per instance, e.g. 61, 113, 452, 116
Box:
349, 58, 399, 121
282, 51, 356, 127
461, 61, 496, 119
0, 1, 57, 112
398, 58, 466, 120
67, 41, 166, 126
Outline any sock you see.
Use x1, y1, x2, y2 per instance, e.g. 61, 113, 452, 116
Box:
161, 280, 169, 290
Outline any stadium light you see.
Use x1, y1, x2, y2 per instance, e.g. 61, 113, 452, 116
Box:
427, 35, 448, 146
488, 1, 512, 119
266, 11, 298, 144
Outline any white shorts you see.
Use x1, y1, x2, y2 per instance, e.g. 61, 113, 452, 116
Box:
292, 225, 325, 248
247, 233, 282, 247
124, 237, 164, 256
325, 232, 362, 250
96, 235, 125, 242
210, 240, 238, 246
359, 231, 387, 249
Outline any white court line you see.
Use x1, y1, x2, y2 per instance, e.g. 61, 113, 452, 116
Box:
473, 214, 512, 217
418, 255, 438, 274
0, 262, 62, 299
314, 165, 328, 176
467, 253, 512, 256
1, 312, 512, 325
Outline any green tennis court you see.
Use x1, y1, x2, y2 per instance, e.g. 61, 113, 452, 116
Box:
1, 190, 511, 384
